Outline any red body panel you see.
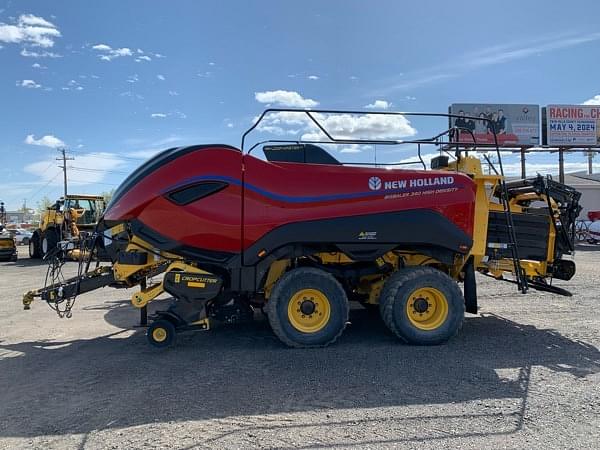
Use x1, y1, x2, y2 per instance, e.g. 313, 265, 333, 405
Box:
105, 145, 476, 254
106, 148, 243, 253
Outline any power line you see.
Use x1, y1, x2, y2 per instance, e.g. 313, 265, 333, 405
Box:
69, 166, 129, 175
85, 181, 119, 186
69, 149, 148, 162
26, 171, 62, 204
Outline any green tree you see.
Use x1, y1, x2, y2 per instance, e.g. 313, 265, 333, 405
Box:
101, 189, 115, 204
36, 196, 53, 216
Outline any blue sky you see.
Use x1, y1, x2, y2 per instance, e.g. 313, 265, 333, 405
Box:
1, 0, 600, 210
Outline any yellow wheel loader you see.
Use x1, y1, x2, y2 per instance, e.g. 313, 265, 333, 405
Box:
29, 194, 105, 259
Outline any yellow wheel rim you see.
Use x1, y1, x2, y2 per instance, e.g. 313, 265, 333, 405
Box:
152, 327, 168, 343
406, 287, 448, 331
287, 288, 331, 333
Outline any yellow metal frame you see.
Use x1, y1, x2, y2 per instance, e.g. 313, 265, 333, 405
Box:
128, 260, 212, 308
443, 155, 558, 281
263, 259, 290, 299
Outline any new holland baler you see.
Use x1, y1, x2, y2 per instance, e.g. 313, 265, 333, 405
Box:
23, 110, 581, 348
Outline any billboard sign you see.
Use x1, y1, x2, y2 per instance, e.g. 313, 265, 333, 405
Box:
544, 105, 600, 146
449, 103, 540, 145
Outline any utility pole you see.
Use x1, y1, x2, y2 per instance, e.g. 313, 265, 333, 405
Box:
56, 147, 74, 198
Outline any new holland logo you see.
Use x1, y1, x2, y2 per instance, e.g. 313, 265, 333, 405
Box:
368, 176, 382, 191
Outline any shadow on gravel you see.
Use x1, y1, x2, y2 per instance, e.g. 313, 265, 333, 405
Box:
0, 258, 47, 268
0, 305, 599, 443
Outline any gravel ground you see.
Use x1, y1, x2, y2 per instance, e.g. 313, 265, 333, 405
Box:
0, 246, 599, 449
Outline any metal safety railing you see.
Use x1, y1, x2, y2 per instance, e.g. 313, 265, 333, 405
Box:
242, 108, 528, 293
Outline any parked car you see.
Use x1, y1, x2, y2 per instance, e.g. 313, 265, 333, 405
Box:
8, 228, 33, 245
0, 231, 17, 261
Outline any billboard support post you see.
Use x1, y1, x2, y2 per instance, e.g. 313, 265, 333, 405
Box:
520, 148, 526, 179
558, 148, 565, 184
589, 151, 594, 175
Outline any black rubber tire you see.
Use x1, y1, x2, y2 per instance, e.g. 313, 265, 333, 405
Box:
379, 266, 465, 345
29, 233, 41, 258
147, 319, 177, 348
41, 228, 58, 257
266, 267, 349, 348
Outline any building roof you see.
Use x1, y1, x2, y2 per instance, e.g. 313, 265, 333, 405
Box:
563, 172, 600, 187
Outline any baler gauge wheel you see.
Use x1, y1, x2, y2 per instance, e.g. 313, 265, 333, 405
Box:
147, 319, 176, 348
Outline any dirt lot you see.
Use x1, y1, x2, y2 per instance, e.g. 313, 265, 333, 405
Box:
0, 246, 599, 449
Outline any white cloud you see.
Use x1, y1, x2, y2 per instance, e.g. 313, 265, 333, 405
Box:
151, 111, 186, 119
157, 74, 165, 81
24, 152, 125, 186
113, 48, 133, 57
252, 111, 308, 135
227, 123, 234, 128
119, 91, 144, 101
92, 43, 135, 61
168, 90, 179, 96
17, 79, 41, 89
583, 95, 600, 105
253, 109, 417, 142
208, 61, 215, 66
62, 79, 84, 91
31, 62, 46, 69
302, 113, 416, 141
0, 14, 61, 49
255, 90, 319, 108
19, 14, 55, 28
24, 134, 65, 148
339, 145, 367, 153
92, 44, 110, 52
126, 74, 139, 83
20, 48, 60, 58
307, 75, 319, 80
365, 100, 392, 110
135, 55, 151, 62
